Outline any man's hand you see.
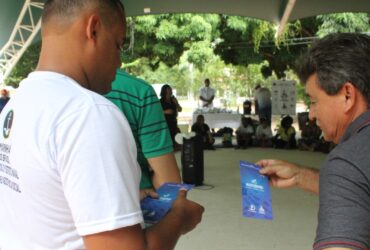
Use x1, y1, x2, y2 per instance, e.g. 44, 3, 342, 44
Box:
257, 159, 301, 189
140, 188, 159, 200
171, 189, 204, 235
257, 159, 320, 194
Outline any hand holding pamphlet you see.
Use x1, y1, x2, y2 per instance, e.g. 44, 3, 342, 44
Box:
141, 182, 194, 225
240, 161, 273, 220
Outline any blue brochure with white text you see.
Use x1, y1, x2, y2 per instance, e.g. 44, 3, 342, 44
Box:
240, 161, 273, 220
141, 182, 194, 225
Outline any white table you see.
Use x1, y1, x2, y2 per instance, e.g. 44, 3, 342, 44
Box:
191, 113, 243, 129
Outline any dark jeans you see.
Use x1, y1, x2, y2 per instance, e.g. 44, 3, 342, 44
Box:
258, 105, 272, 125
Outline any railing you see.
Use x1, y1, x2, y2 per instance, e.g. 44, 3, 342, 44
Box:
0, 0, 44, 84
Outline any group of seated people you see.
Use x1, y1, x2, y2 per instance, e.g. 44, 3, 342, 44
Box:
234, 116, 272, 149
191, 114, 334, 153
190, 114, 274, 150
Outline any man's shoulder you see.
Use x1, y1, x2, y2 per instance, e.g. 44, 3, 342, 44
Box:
113, 71, 152, 88
113, 71, 154, 91
109, 71, 158, 101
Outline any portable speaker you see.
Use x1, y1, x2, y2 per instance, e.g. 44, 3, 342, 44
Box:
181, 135, 204, 186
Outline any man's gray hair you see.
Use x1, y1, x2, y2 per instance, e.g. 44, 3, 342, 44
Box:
296, 33, 370, 104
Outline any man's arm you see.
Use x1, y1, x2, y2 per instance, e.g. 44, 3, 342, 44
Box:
207, 95, 214, 105
257, 159, 319, 194
163, 108, 175, 115
148, 153, 181, 189
83, 190, 204, 250
199, 95, 208, 102
172, 96, 182, 112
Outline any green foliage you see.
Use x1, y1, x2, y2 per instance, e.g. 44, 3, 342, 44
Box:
156, 20, 179, 39
186, 15, 213, 40
249, 19, 275, 52
226, 16, 247, 32
187, 41, 214, 69
133, 16, 158, 33
316, 13, 370, 37
153, 42, 175, 56
5, 42, 40, 87
6, 12, 370, 101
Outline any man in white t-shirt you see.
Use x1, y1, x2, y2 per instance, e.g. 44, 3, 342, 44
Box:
199, 78, 216, 108
0, 1, 203, 250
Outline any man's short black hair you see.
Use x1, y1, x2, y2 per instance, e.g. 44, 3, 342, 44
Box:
42, 0, 125, 27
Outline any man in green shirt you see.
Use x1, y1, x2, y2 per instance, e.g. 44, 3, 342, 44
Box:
105, 70, 181, 196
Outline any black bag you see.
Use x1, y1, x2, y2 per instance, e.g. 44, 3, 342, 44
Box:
181, 135, 204, 186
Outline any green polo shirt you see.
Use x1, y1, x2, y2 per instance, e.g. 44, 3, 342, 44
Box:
105, 70, 173, 189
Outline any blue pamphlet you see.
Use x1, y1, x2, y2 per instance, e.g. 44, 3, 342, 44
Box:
141, 182, 194, 225
240, 161, 273, 220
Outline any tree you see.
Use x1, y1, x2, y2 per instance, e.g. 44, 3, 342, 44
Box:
316, 13, 370, 37
122, 14, 220, 70
5, 12, 370, 97
4, 42, 40, 87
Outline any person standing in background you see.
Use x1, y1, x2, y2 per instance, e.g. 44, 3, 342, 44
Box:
199, 78, 215, 108
160, 84, 182, 149
105, 70, 181, 197
0, 89, 10, 113
254, 84, 272, 125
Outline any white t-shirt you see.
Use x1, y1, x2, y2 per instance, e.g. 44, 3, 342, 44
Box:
256, 125, 273, 138
0, 72, 143, 250
236, 125, 254, 135
254, 87, 271, 108
199, 86, 215, 107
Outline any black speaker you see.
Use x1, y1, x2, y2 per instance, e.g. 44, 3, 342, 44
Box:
181, 135, 204, 186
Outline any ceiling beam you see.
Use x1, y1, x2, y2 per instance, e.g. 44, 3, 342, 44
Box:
275, 0, 296, 39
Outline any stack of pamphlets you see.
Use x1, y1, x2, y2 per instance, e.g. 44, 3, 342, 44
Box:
141, 183, 194, 225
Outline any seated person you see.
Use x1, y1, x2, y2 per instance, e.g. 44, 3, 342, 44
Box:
235, 116, 254, 149
222, 130, 233, 148
273, 115, 296, 149
255, 117, 273, 147
191, 114, 215, 150
213, 127, 234, 147
298, 119, 322, 151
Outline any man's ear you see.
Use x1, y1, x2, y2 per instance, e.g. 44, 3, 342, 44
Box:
86, 14, 100, 43
342, 82, 356, 112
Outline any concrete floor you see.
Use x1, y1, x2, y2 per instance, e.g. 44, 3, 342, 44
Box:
174, 147, 327, 250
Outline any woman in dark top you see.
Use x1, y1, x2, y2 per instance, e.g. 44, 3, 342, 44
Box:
160, 84, 182, 147
191, 114, 215, 150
